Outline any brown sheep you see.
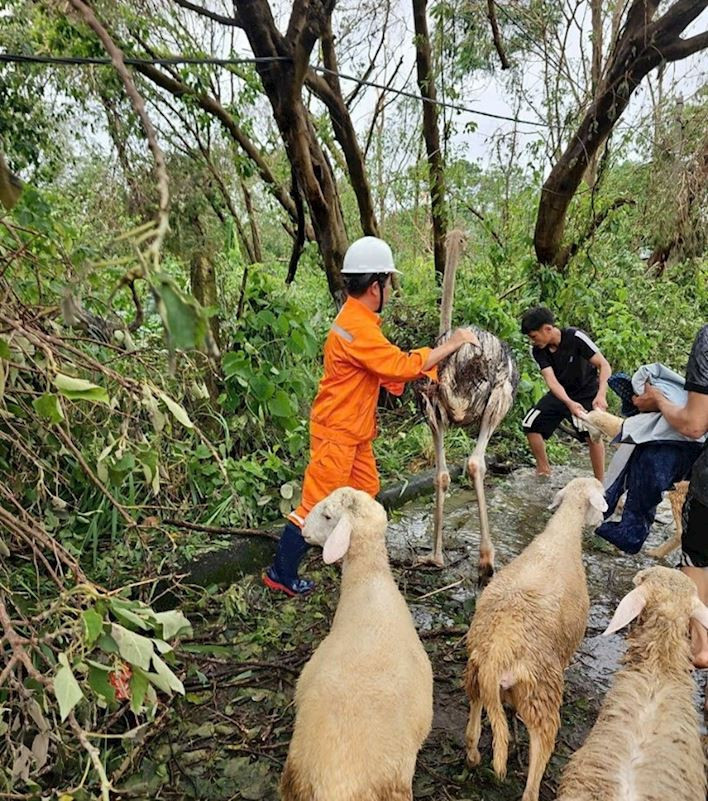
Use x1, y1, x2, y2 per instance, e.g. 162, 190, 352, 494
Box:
464, 477, 606, 801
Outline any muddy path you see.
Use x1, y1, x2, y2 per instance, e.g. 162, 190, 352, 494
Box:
124, 464, 705, 800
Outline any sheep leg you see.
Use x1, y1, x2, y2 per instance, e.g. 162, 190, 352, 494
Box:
521, 720, 557, 801
465, 690, 483, 767
417, 421, 448, 567
646, 531, 681, 559
647, 487, 684, 558
467, 416, 496, 587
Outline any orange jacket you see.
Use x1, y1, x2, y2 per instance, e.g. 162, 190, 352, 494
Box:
309, 296, 437, 446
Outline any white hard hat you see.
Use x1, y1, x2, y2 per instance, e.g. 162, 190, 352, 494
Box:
341, 236, 401, 274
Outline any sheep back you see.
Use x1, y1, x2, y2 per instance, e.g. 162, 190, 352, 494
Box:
556, 671, 705, 801
281, 575, 432, 801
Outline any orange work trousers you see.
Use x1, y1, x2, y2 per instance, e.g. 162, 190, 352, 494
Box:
288, 437, 379, 527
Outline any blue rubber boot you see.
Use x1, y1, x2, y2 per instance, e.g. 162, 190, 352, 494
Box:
263, 521, 314, 597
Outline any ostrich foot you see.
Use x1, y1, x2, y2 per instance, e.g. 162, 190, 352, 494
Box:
477, 561, 494, 589
413, 552, 445, 569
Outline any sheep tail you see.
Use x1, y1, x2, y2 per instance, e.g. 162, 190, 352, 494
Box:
478, 663, 509, 780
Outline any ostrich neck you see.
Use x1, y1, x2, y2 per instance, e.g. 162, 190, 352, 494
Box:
439, 249, 457, 335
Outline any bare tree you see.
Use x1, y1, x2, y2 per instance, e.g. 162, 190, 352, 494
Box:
535, 0, 708, 268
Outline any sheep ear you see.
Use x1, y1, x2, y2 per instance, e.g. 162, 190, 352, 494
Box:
588, 488, 608, 513
548, 488, 565, 510
603, 587, 646, 635
690, 600, 708, 630
322, 513, 352, 564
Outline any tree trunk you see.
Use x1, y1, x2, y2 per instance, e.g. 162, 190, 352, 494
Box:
534, 0, 708, 269
235, 0, 347, 303
412, 0, 447, 280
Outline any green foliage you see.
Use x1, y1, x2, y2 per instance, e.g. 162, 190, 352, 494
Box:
1, 7, 706, 795
221, 265, 319, 441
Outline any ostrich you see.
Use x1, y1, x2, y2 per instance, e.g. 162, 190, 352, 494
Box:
416, 230, 519, 582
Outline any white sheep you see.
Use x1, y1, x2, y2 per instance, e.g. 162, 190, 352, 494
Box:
464, 476, 607, 801
280, 487, 433, 801
556, 565, 708, 801
581, 408, 623, 442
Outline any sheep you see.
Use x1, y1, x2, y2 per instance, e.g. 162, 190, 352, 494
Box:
280, 487, 433, 801
581, 408, 623, 442
646, 479, 689, 559
555, 565, 708, 801
581, 410, 690, 559
464, 476, 607, 801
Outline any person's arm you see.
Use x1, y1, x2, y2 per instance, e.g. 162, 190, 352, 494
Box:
422, 328, 478, 371
633, 383, 708, 439
589, 351, 611, 411
541, 367, 586, 418
344, 326, 477, 383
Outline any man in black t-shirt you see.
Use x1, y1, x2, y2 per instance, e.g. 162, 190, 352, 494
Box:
634, 324, 708, 668
520, 307, 611, 480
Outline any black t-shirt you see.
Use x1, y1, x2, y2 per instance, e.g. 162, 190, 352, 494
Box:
685, 325, 708, 506
532, 327, 600, 398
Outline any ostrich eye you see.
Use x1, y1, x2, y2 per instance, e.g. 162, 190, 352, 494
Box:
323, 513, 332, 520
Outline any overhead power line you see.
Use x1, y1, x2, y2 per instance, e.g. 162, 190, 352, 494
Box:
0, 51, 548, 127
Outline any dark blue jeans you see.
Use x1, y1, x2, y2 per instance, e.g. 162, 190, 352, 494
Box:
596, 442, 701, 554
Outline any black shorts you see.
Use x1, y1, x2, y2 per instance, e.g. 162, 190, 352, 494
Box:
521, 391, 595, 440
681, 493, 708, 568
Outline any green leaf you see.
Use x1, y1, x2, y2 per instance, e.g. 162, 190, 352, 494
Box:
110, 605, 151, 632
82, 608, 104, 647
145, 654, 184, 696
152, 274, 208, 352
249, 374, 274, 402
86, 662, 116, 704
0, 338, 11, 360
136, 447, 160, 494
110, 624, 154, 670
157, 390, 194, 429
154, 609, 192, 640
33, 393, 64, 424
152, 654, 185, 694
55, 654, 84, 721
96, 632, 119, 655
268, 390, 293, 418
129, 668, 148, 713
53, 373, 110, 405
222, 351, 248, 379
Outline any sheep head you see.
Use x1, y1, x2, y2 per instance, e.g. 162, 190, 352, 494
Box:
580, 409, 623, 442
302, 487, 387, 564
549, 476, 607, 528
603, 565, 708, 635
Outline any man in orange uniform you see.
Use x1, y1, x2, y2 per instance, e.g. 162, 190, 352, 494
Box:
263, 237, 478, 595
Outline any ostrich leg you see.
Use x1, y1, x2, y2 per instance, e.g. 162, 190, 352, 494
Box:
467, 413, 500, 587
417, 419, 449, 567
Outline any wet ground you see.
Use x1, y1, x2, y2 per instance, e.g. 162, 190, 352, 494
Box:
124, 462, 706, 800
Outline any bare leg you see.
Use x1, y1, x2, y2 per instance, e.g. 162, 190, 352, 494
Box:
587, 437, 605, 482
681, 565, 708, 668
469, 416, 496, 586
526, 432, 551, 476
418, 421, 448, 567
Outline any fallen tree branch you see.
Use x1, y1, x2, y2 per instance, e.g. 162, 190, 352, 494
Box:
162, 518, 279, 540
